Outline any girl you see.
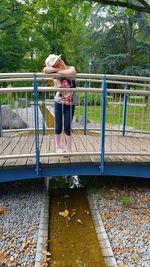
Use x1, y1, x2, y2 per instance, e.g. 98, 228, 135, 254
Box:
43, 54, 77, 153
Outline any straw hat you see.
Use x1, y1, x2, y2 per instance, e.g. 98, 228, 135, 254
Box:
45, 54, 61, 67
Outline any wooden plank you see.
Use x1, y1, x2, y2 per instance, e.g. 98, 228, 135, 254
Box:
48, 134, 60, 164
80, 135, 93, 162
120, 136, 148, 162
15, 135, 35, 166
105, 135, 132, 163
4, 136, 28, 167
0, 137, 21, 167
40, 135, 49, 164
14, 136, 29, 166
0, 137, 5, 147
85, 135, 101, 162
26, 135, 43, 166
0, 131, 150, 169
73, 135, 91, 163
57, 134, 71, 164
106, 135, 131, 153
0, 138, 11, 155
70, 135, 81, 163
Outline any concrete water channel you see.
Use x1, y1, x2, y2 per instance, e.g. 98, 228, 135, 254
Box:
49, 188, 106, 267
35, 106, 116, 267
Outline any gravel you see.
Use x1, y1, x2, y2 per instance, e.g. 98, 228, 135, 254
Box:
0, 179, 44, 267
0, 177, 149, 267
94, 178, 150, 267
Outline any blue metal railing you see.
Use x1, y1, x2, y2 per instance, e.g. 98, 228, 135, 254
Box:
0, 72, 150, 179
100, 77, 107, 173
0, 104, 2, 138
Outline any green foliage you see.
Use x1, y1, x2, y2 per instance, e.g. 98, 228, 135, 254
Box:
85, 5, 150, 76
0, 0, 150, 76
0, 0, 25, 72
0, 0, 92, 73
119, 196, 133, 206
0, 94, 16, 108
95, 192, 101, 203
78, 92, 102, 106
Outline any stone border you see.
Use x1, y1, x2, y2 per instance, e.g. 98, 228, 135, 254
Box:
34, 188, 118, 267
34, 192, 49, 267
87, 193, 118, 267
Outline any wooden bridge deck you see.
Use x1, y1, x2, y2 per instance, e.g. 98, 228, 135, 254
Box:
0, 133, 150, 168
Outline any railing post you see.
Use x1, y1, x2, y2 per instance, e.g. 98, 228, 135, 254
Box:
122, 83, 128, 136
42, 79, 46, 135
0, 104, 2, 137
100, 77, 107, 173
33, 74, 40, 176
84, 80, 87, 135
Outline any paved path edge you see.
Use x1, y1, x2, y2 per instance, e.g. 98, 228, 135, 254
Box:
88, 193, 118, 267
34, 192, 49, 267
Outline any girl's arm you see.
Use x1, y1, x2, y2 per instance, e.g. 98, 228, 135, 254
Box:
57, 67, 76, 77
43, 66, 61, 73
43, 65, 76, 77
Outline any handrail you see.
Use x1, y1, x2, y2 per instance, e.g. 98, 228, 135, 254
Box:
0, 87, 150, 95
0, 72, 150, 82
0, 73, 150, 178
0, 77, 149, 88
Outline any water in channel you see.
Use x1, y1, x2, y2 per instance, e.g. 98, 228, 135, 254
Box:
48, 177, 106, 267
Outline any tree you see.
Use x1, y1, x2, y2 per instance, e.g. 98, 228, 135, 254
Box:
0, 0, 92, 72
91, 0, 150, 14
85, 6, 150, 76
0, 0, 25, 72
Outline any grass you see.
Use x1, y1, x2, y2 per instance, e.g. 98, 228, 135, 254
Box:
119, 196, 133, 206
75, 104, 150, 131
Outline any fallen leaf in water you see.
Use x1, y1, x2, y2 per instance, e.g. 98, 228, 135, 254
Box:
59, 209, 69, 217
70, 211, 76, 217
64, 194, 70, 199
84, 210, 90, 215
72, 209, 76, 212
77, 219, 83, 224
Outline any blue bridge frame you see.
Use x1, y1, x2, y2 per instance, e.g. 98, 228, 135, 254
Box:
0, 74, 150, 182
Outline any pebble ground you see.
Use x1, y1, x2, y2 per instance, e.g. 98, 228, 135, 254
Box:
0, 179, 44, 267
0, 176, 149, 267
92, 177, 150, 267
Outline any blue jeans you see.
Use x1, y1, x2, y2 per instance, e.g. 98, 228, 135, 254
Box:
55, 102, 75, 135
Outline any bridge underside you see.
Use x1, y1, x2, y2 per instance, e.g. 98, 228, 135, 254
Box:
0, 162, 150, 183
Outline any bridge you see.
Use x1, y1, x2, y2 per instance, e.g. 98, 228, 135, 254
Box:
0, 73, 150, 182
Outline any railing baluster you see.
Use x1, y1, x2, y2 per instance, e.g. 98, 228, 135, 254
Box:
0, 104, 2, 137
42, 79, 46, 135
122, 83, 128, 136
84, 80, 87, 135
100, 77, 107, 173
33, 74, 40, 176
